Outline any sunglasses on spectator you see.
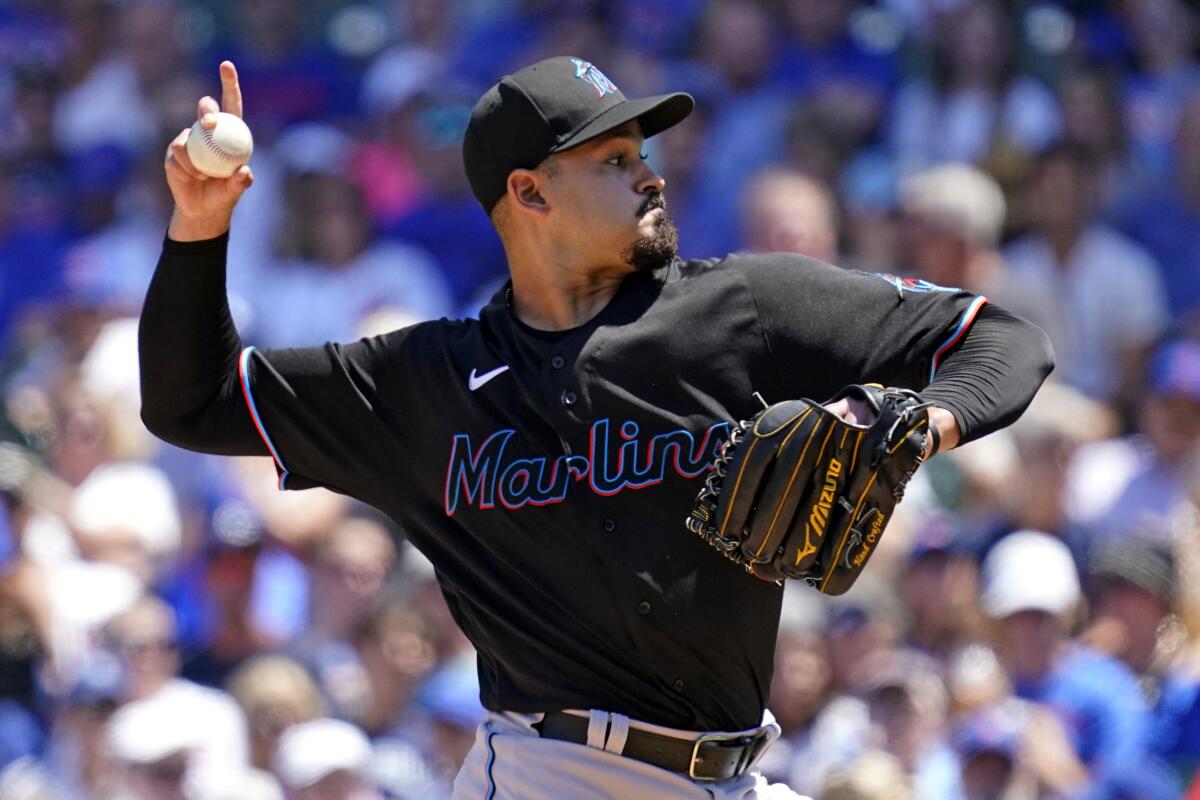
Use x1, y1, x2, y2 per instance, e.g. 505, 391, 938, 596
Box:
117, 637, 177, 656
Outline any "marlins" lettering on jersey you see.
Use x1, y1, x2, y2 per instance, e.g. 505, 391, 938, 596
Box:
443, 419, 730, 515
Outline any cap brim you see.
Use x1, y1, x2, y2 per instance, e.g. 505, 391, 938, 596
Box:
550, 92, 694, 153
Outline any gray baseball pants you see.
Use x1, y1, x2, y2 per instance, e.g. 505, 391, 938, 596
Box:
451, 709, 807, 799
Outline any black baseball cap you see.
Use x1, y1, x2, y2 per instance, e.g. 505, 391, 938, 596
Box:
462, 56, 694, 213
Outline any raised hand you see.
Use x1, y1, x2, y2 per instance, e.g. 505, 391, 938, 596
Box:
166, 61, 253, 241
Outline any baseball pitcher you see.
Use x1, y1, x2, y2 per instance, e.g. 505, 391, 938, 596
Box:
141, 58, 1053, 798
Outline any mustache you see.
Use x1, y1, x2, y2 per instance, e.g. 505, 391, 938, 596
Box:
638, 193, 667, 217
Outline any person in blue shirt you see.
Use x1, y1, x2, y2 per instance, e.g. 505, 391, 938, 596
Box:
981, 531, 1180, 799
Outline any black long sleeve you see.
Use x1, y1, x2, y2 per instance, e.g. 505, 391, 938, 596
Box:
139, 237, 1052, 460
138, 234, 267, 456
920, 303, 1055, 445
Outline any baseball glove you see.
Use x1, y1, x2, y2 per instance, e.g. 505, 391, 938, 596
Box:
685, 385, 931, 594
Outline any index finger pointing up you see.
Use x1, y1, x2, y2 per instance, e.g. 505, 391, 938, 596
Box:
219, 60, 243, 118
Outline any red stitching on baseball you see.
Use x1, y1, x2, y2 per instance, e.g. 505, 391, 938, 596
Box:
200, 125, 238, 162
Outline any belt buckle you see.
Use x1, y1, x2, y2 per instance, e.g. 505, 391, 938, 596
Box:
688, 734, 729, 782
688, 728, 771, 782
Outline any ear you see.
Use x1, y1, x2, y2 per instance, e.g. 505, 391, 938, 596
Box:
506, 169, 551, 218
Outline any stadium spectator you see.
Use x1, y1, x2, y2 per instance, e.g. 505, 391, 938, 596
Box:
379, 89, 510, 309
351, 602, 437, 738
1084, 535, 1200, 785
1067, 339, 1200, 549
853, 649, 963, 800
998, 143, 1167, 405
290, 514, 397, 721
272, 718, 382, 800
1057, 66, 1134, 215
889, 0, 1060, 174
758, 589, 836, 788
740, 168, 839, 261
226, 655, 323, 773
818, 749, 911, 800
898, 520, 983, 661
1119, 0, 1200, 185
898, 163, 1007, 294
978, 382, 1117, 562
249, 133, 452, 347
1120, 91, 1200, 329
218, 0, 358, 136
981, 531, 1175, 798
688, 0, 793, 257
102, 597, 248, 776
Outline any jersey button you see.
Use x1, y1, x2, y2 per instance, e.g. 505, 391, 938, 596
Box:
673, 679, 685, 692
551, 355, 565, 369
637, 601, 651, 615
603, 518, 616, 532
562, 390, 577, 407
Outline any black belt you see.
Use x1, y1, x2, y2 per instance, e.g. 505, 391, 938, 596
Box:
534, 711, 771, 782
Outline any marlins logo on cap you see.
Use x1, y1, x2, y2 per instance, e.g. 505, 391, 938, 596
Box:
571, 58, 618, 98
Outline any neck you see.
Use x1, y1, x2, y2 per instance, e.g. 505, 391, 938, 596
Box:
1010, 639, 1062, 683
362, 661, 417, 734
1046, 222, 1084, 264
505, 241, 633, 331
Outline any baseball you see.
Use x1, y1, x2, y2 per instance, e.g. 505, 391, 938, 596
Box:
186, 112, 253, 178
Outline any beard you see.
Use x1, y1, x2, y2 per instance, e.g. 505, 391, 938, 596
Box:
623, 193, 679, 272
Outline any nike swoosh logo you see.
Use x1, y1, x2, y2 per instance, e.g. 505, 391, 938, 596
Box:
468, 365, 510, 391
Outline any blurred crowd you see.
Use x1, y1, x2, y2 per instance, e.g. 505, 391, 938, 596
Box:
1, 0, 1200, 797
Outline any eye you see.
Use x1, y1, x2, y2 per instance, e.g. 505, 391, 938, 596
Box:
605, 150, 649, 167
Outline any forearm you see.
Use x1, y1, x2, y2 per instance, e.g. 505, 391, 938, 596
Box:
138, 232, 265, 455
921, 304, 1055, 447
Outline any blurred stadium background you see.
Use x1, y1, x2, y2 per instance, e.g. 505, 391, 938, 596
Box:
1, 0, 1200, 797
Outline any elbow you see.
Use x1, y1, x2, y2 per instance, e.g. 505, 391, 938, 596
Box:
1028, 318, 1056, 383
140, 404, 213, 453
139, 385, 201, 450
140, 402, 186, 447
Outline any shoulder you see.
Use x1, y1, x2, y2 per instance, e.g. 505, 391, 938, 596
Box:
360, 240, 441, 270
671, 251, 867, 302
1081, 225, 1160, 273
332, 317, 474, 371
669, 254, 725, 281
377, 317, 475, 350
1002, 234, 1050, 264
1057, 646, 1144, 701
675, 251, 848, 280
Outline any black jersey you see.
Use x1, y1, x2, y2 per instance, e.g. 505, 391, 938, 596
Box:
140, 238, 1051, 731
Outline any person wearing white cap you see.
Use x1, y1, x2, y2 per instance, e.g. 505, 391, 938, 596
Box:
184, 765, 284, 800
981, 530, 1178, 799
980, 530, 1082, 628
899, 163, 1008, 295
102, 596, 248, 775
272, 718, 381, 800
106, 696, 194, 800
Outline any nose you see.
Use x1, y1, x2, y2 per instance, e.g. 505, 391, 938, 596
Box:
636, 163, 666, 196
